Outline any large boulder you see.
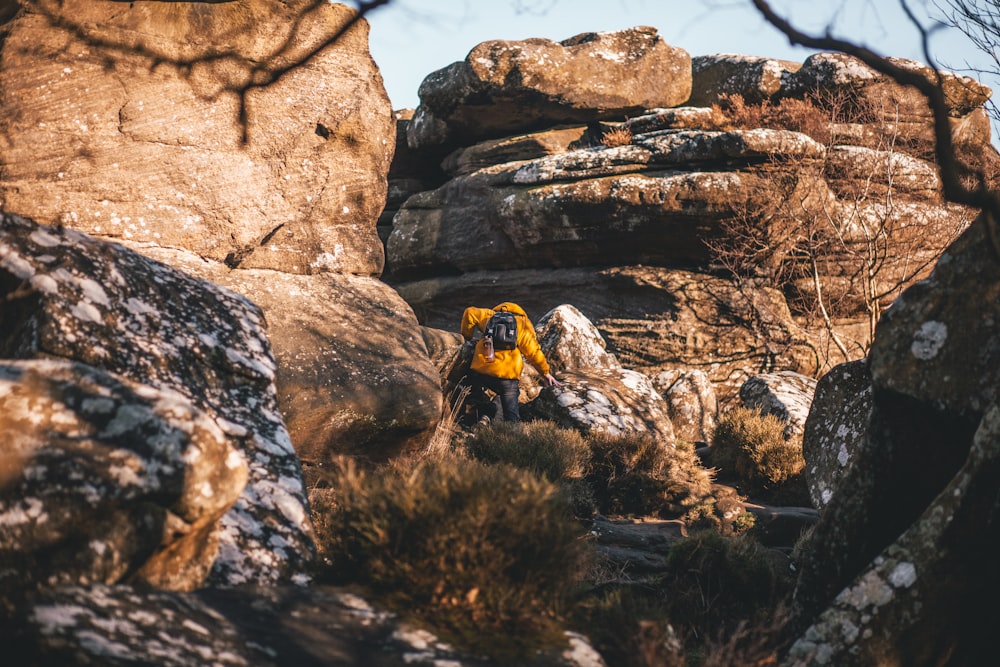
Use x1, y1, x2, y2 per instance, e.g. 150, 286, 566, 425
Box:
739, 371, 818, 442
786, 213, 1000, 664
0, 360, 248, 594
0, 214, 314, 586
649, 368, 718, 445
408, 26, 692, 150
800, 359, 873, 510
118, 243, 444, 464
536, 303, 621, 373
689, 53, 801, 107
782, 52, 991, 122
528, 368, 676, 444
0, 0, 393, 276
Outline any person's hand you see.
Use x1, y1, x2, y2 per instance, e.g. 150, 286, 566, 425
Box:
543, 373, 561, 387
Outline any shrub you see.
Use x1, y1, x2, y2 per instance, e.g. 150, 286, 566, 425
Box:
313, 454, 588, 656
601, 125, 633, 147
710, 407, 809, 504
658, 531, 795, 647
462, 420, 589, 483
584, 430, 716, 522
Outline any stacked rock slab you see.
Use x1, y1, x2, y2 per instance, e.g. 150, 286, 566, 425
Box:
385, 30, 989, 401
0, 2, 443, 461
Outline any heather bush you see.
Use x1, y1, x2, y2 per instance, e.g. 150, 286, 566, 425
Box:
710, 406, 809, 505
583, 430, 717, 522
462, 420, 589, 482
312, 454, 588, 656
657, 531, 795, 650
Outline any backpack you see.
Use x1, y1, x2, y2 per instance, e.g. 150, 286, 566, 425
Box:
485, 308, 518, 351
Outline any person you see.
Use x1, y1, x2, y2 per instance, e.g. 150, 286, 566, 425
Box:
460, 301, 560, 423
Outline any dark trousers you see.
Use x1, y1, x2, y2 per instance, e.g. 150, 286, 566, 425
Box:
467, 370, 521, 422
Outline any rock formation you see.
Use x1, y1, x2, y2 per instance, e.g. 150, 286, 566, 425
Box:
0, 213, 313, 587
0, 0, 443, 461
385, 29, 986, 403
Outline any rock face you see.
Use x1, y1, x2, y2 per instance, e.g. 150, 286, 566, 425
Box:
0, 0, 392, 276
408, 26, 692, 150
800, 359, 872, 510
0, 359, 248, 594
786, 213, 1000, 665
0, 214, 314, 587
118, 243, 444, 464
386, 40, 985, 404
0, 1, 444, 460
5, 583, 604, 667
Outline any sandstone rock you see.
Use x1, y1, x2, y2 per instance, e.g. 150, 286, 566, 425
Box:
5, 583, 608, 666
536, 304, 621, 373
0, 359, 248, 594
788, 213, 999, 658
824, 145, 942, 193
690, 53, 801, 107
869, 212, 1000, 415
119, 243, 444, 464
622, 107, 726, 135
739, 371, 818, 441
0, 214, 313, 586
800, 359, 872, 510
527, 368, 676, 443
442, 125, 593, 177
784, 404, 1000, 666
408, 26, 691, 150
782, 52, 991, 122
649, 368, 718, 445
0, 1, 393, 276
395, 267, 821, 403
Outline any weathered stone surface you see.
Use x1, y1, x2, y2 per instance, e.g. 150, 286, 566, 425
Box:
782, 52, 991, 121
4, 583, 607, 666
622, 106, 725, 135
824, 145, 942, 193
442, 125, 593, 177
0, 1, 393, 276
0, 359, 248, 594
536, 304, 621, 373
119, 242, 444, 464
395, 267, 821, 403
527, 368, 676, 443
408, 26, 691, 150
0, 214, 314, 586
784, 404, 1000, 667
649, 368, 718, 445
800, 360, 872, 510
690, 53, 801, 107
739, 371, 818, 441
869, 213, 1000, 416
787, 213, 998, 659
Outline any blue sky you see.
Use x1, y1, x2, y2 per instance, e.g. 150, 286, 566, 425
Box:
363, 0, 997, 127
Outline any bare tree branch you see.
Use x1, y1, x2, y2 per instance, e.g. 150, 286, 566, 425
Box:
751, 0, 1000, 256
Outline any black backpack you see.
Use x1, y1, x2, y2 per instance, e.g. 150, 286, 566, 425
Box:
485, 308, 518, 350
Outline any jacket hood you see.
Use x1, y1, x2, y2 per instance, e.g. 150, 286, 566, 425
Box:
492, 302, 528, 317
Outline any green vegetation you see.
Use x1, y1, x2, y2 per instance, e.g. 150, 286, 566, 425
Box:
308, 419, 799, 664
710, 406, 810, 506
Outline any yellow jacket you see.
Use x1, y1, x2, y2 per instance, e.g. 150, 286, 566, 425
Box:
461, 302, 551, 379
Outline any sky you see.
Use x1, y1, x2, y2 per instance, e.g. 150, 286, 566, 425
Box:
362, 0, 998, 138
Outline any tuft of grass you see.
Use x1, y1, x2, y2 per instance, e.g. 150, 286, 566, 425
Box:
601, 125, 634, 147
658, 531, 795, 650
462, 420, 589, 483
312, 454, 589, 657
584, 431, 718, 523
710, 407, 809, 505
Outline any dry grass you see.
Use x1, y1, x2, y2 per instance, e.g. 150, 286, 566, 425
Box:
710, 407, 808, 505
601, 125, 634, 147
310, 454, 588, 657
